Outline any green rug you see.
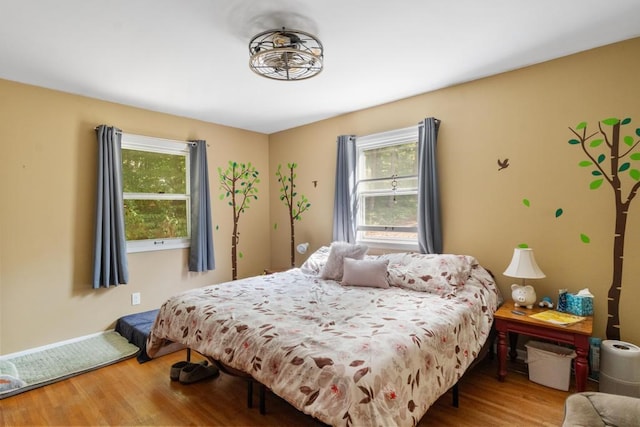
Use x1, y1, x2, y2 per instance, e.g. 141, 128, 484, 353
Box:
0, 331, 139, 399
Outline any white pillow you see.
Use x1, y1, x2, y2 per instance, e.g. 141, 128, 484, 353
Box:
299, 246, 331, 275
319, 242, 368, 280
341, 258, 389, 288
382, 253, 475, 296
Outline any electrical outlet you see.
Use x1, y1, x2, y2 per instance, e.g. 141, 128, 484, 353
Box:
131, 292, 141, 306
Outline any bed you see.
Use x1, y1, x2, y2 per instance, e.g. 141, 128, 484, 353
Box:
147, 244, 501, 426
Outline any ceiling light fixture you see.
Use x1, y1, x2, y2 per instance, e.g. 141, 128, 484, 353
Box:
249, 27, 323, 81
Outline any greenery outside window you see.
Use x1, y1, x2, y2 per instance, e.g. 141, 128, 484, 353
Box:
121, 134, 191, 253
356, 126, 418, 250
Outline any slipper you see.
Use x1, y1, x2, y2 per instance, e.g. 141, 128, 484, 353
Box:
179, 362, 219, 384
170, 360, 207, 381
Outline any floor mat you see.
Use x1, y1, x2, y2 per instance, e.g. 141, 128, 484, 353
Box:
0, 331, 139, 399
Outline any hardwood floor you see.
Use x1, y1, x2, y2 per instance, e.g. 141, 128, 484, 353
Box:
0, 350, 596, 426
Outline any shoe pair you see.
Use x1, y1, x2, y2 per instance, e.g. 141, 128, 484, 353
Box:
170, 360, 219, 384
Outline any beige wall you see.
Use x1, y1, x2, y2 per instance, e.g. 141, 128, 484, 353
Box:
2, 37, 639, 354
269, 37, 640, 344
0, 80, 270, 354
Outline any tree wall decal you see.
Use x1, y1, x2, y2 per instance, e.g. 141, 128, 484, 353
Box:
568, 117, 640, 340
218, 161, 260, 280
275, 163, 311, 267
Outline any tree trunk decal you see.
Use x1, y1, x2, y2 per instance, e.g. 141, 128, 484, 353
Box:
568, 118, 640, 340
218, 161, 260, 280
276, 163, 311, 267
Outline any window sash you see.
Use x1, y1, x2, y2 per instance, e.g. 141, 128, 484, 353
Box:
358, 225, 417, 232
356, 229, 418, 251
123, 193, 189, 201
121, 133, 191, 253
358, 193, 418, 227
355, 126, 419, 250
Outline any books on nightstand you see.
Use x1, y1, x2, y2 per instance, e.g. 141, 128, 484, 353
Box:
529, 310, 586, 326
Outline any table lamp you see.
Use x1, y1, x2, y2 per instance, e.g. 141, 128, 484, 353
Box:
503, 248, 546, 309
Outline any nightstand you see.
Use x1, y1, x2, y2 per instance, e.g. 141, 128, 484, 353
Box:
494, 300, 593, 391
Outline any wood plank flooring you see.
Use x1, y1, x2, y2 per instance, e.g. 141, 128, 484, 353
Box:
0, 350, 596, 426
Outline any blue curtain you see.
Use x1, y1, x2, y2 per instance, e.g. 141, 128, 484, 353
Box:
189, 140, 215, 272
93, 125, 129, 288
332, 135, 357, 242
417, 118, 442, 254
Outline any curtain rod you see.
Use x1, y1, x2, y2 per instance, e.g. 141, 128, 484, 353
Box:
93, 126, 207, 147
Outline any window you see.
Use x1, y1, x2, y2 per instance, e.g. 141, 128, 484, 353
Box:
121, 134, 191, 253
356, 126, 418, 250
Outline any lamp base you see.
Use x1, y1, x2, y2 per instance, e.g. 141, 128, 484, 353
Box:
510, 283, 537, 309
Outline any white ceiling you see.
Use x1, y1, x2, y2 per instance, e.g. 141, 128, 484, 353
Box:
1, 0, 639, 134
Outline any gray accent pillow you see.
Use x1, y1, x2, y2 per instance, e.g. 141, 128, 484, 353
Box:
341, 258, 390, 288
319, 242, 368, 280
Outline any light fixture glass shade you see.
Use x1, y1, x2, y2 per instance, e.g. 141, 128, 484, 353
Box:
249, 28, 323, 81
503, 248, 546, 279
296, 242, 309, 254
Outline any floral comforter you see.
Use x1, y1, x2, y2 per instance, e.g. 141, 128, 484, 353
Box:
147, 254, 499, 427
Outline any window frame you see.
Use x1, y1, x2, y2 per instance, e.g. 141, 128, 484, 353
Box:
355, 125, 419, 251
121, 133, 191, 253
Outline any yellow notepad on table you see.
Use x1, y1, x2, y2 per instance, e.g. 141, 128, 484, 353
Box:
529, 310, 586, 326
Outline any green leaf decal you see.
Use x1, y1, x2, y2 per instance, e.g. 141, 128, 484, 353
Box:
636, 128, 640, 137
576, 122, 587, 130
518, 243, 529, 248
630, 169, 640, 181
555, 208, 563, 218
239, 252, 243, 259
602, 118, 619, 126
621, 118, 631, 125
578, 160, 593, 167
619, 163, 630, 172
589, 139, 604, 148
597, 154, 606, 163
215, 225, 219, 230
568, 139, 581, 145
273, 223, 278, 230
590, 179, 604, 190
624, 135, 634, 146
522, 199, 530, 207
580, 234, 591, 244
630, 153, 640, 160
592, 170, 602, 176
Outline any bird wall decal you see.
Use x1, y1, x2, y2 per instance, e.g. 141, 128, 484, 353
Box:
497, 158, 509, 171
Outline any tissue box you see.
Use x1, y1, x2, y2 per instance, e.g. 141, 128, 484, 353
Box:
566, 293, 593, 316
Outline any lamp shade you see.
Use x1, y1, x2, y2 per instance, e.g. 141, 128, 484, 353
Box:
503, 248, 546, 279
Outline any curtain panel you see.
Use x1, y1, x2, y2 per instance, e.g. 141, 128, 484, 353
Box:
332, 135, 357, 243
417, 117, 442, 254
93, 125, 129, 288
188, 140, 215, 272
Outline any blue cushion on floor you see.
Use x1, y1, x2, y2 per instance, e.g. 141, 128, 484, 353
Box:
115, 309, 159, 363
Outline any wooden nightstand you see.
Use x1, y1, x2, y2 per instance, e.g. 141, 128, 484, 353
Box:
494, 300, 593, 391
